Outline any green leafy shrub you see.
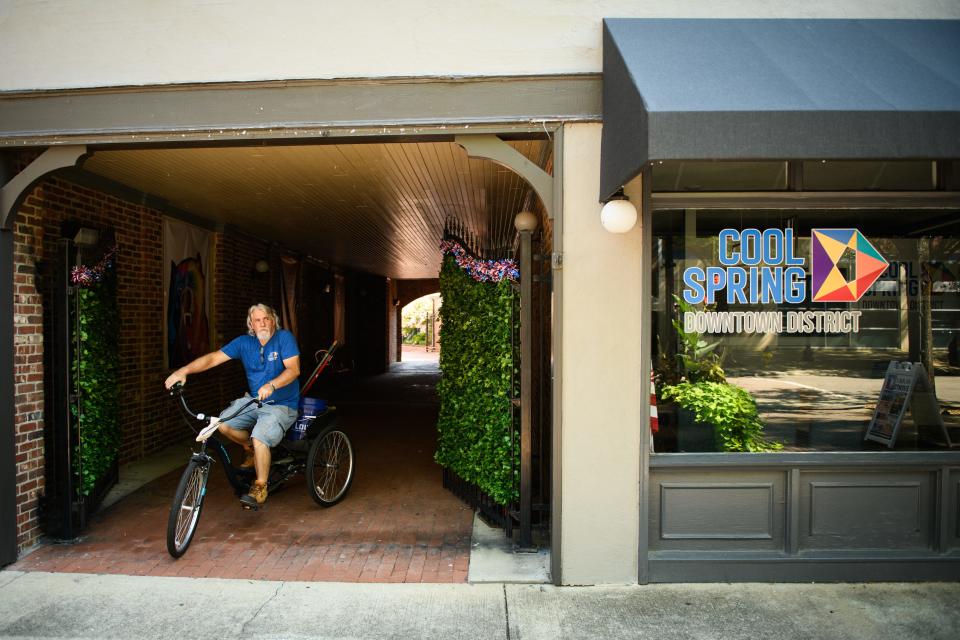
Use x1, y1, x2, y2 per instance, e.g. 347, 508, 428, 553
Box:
403, 331, 426, 346
658, 294, 726, 385
435, 256, 517, 505
661, 381, 781, 452
71, 262, 120, 496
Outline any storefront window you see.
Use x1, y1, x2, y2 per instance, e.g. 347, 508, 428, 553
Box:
652, 208, 960, 453
652, 161, 788, 191
802, 161, 936, 191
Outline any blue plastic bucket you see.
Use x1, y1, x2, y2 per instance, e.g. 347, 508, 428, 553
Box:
286, 397, 328, 441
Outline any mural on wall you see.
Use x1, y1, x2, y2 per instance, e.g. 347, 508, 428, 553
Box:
163, 217, 213, 368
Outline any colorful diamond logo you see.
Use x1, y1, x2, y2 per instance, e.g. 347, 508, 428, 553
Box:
811, 229, 889, 302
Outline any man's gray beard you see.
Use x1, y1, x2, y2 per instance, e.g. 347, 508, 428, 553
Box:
256, 330, 271, 341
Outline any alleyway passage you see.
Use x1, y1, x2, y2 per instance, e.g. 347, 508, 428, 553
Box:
12, 361, 474, 582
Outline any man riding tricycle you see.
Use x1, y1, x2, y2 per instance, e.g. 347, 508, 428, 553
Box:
163, 304, 353, 558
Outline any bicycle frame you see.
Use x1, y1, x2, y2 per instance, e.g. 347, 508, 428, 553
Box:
192, 438, 252, 496
168, 349, 345, 499
170, 384, 261, 496
165, 378, 354, 556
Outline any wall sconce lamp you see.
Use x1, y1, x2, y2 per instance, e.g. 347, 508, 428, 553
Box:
72, 227, 100, 247
600, 188, 637, 234
253, 259, 270, 275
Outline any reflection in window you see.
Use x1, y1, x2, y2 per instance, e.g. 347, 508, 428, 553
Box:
652, 209, 960, 453
652, 161, 788, 191
802, 161, 935, 191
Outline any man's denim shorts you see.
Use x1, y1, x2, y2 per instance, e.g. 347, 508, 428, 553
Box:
220, 395, 298, 447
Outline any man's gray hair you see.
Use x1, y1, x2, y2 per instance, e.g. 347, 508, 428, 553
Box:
246, 303, 281, 335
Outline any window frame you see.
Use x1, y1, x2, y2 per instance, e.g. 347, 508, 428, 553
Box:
648, 177, 960, 459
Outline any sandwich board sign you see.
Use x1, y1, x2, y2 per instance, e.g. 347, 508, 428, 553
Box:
865, 361, 954, 449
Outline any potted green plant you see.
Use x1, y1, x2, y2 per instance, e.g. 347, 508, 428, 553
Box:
661, 380, 780, 452
657, 296, 781, 452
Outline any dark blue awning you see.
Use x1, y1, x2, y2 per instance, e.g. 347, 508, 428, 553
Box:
600, 19, 960, 200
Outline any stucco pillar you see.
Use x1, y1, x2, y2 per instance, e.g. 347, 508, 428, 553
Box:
558, 123, 641, 584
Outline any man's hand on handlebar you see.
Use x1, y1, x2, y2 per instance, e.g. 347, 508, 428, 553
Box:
164, 370, 187, 390
256, 383, 275, 402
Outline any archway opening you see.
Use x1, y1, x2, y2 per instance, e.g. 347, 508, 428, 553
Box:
401, 293, 441, 363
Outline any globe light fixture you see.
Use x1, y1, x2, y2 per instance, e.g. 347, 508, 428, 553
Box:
514, 210, 538, 232
600, 188, 637, 234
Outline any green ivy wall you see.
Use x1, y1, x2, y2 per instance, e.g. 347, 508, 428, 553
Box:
435, 256, 517, 505
72, 263, 120, 496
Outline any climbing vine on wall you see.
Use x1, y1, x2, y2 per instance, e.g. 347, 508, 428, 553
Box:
435, 255, 518, 505
71, 248, 120, 496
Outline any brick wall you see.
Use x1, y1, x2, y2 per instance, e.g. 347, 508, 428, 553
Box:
10, 171, 283, 553
12, 175, 175, 550
216, 228, 278, 343
8, 154, 350, 555
12, 194, 45, 550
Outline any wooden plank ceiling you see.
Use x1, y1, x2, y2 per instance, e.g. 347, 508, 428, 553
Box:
83, 139, 550, 279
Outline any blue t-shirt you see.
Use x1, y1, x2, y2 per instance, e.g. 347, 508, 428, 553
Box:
220, 329, 300, 409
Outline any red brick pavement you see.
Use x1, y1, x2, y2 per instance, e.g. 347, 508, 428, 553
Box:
12, 401, 474, 583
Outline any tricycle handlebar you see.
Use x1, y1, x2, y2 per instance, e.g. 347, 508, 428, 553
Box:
169, 382, 263, 424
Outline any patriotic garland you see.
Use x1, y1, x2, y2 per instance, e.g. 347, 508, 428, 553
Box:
71, 245, 117, 288
440, 239, 518, 283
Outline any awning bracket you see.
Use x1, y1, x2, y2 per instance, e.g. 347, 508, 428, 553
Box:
455, 134, 554, 219
1, 145, 88, 229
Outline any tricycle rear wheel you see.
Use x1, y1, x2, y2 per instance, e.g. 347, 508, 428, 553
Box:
306, 426, 354, 507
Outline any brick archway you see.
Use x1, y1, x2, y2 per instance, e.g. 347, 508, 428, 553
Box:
395, 279, 439, 310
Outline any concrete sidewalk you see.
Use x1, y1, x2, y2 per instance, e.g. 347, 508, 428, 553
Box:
1, 571, 958, 640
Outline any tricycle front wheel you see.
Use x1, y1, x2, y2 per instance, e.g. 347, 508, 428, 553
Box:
166, 458, 209, 558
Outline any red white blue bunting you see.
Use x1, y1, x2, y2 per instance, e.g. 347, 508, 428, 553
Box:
71, 245, 117, 288
440, 240, 518, 283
